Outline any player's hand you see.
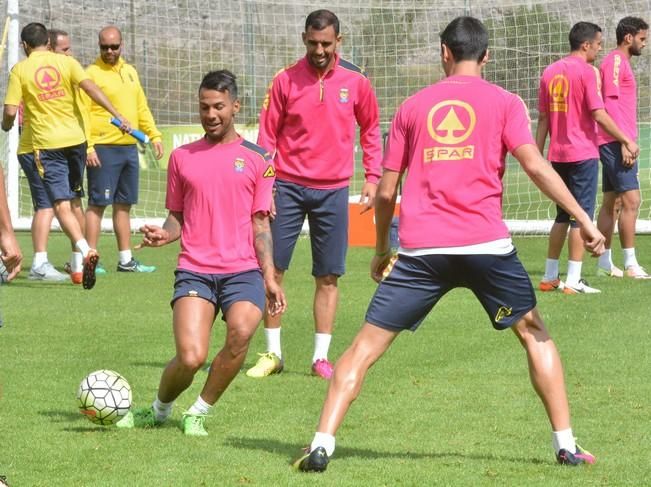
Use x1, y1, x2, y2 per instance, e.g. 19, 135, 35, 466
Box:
0, 234, 23, 280
370, 251, 393, 283
359, 182, 377, 214
265, 278, 287, 317
621, 143, 637, 168
136, 224, 170, 248
86, 150, 101, 168
579, 222, 606, 257
114, 115, 132, 135
152, 141, 164, 160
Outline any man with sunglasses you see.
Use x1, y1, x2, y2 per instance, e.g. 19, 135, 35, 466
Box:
82, 25, 164, 275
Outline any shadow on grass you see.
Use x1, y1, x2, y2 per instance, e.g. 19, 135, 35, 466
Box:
225, 436, 548, 466
39, 410, 84, 422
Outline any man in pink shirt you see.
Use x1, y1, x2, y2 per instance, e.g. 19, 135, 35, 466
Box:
248, 9, 382, 380
595, 17, 649, 279
294, 16, 604, 472
537, 22, 638, 295
115, 70, 286, 436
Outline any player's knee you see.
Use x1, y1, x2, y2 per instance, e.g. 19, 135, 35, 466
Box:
622, 194, 641, 211
316, 274, 338, 288
513, 310, 550, 342
177, 349, 207, 372
225, 324, 255, 357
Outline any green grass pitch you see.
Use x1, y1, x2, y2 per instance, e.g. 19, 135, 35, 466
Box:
1, 233, 650, 485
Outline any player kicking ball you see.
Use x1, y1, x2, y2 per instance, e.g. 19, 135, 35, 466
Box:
116, 70, 286, 436
294, 16, 600, 471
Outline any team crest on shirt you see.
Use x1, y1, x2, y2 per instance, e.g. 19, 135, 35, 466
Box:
263, 165, 275, 178
34, 66, 65, 101
234, 158, 246, 173
549, 74, 569, 112
339, 88, 349, 103
423, 100, 476, 163
494, 306, 512, 323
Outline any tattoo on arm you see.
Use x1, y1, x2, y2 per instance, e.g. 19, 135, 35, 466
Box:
253, 213, 274, 273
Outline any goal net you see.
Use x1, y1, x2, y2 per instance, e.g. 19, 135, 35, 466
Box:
2, 0, 651, 233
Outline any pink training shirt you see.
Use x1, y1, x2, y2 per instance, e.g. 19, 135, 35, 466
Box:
166, 136, 275, 274
384, 75, 535, 248
597, 50, 637, 145
257, 54, 382, 189
538, 55, 604, 162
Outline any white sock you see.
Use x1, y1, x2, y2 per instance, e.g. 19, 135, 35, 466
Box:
311, 432, 335, 457
75, 239, 91, 258
264, 327, 282, 359
119, 249, 133, 265
622, 248, 639, 269
543, 259, 560, 281
152, 397, 173, 422
71, 252, 83, 273
187, 395, 213, 416
598, 248, 613, 269
33, 252, 48, 268
312, 333, 332, 362
552, 428, 576, 454
565, 260, 583, 287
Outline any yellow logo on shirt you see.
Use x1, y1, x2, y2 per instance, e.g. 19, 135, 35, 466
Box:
263, 165, 275, 178
613, 55, 621, 87
424, 100, 476, 162
34, 65, 65, 101
549, 74, 569, 112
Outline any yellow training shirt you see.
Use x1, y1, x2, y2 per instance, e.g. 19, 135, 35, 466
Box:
83, 57, 161, 146
4, 50, 89, 150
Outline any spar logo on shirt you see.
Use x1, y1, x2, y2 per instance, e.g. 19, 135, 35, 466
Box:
34, 66, 65, 101
549, 74, 569, 112
423, 100, 476, 162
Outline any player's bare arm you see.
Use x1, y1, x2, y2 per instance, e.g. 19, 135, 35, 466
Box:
0, 170, 22, 278
514, 144, 605, 256
1, 104, 18, 132
371, 169, 401, 282
78, 79, 132, 134
592, 108, 639, 164
137, 211, 183, 248
253, 211, 287, 316
535, 111, 549, 155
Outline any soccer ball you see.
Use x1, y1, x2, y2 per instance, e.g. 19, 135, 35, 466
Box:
77, 370, 132, 425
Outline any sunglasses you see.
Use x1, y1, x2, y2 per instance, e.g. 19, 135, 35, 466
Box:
100, 44, 121, 51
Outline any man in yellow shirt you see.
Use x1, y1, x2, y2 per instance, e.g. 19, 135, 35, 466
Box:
83, 25, 164, 273
2, 22, 129, 289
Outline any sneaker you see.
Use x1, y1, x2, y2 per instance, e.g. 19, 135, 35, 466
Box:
596, 265, 623, 278
63, 262, 72, 275
625, 265, 651, 279
181, 412, 208, 436
246, 352, 284, 378
312, 359, 334, 380
82, 249, 100, 290
117, 258, 156, 273
115, 407, 160, 429
557, 443, 595, 466
95, 262, 108, 275
293, 446, 330, 472
563, 279, 601, 294
539, 277, 565, 292
28, 262, 67, 282
70, 272, 82, 285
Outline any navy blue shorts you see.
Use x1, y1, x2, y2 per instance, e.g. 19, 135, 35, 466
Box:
271, 179, 348, 277
551, 159, 598, 227
19, 153, 51, 210
171, 268, 266, 318
365, 251, 537, 332
87, 144, 139, 206
599, 141, 640, 193
34, 143, 87, 202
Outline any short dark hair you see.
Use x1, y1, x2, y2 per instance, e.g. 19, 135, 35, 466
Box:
616, 16, 649, 44
568, 22, 602, 51
305, 9, 339, 35
48, 29, 68, 49
439, 16, 488, 63
199, 70, 238, 100
21, 22, 49, 48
